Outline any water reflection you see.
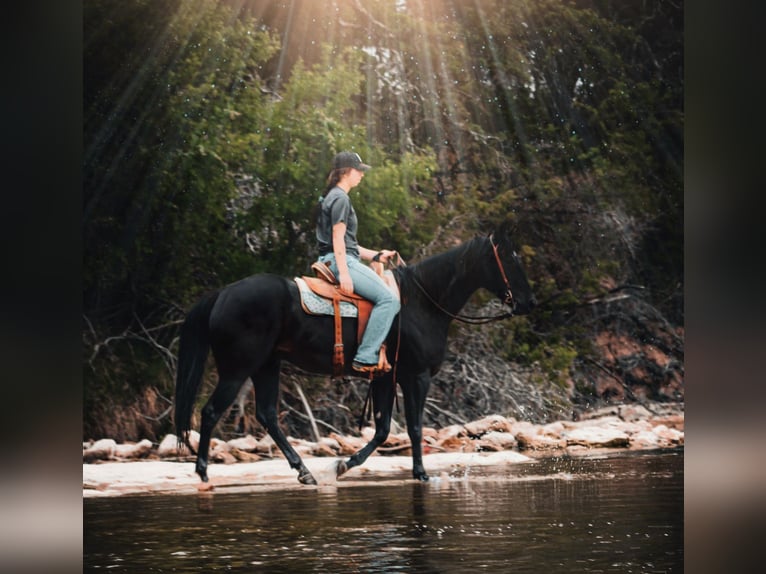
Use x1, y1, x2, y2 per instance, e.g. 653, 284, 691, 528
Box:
84, 450, 682, 573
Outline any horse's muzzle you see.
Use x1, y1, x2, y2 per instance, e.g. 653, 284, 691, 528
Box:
512, 295, 536, 316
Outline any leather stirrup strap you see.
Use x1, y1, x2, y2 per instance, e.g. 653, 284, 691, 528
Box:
332, 296, 344, 377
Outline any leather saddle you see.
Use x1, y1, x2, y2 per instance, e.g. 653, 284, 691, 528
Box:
296, 261, 397, 377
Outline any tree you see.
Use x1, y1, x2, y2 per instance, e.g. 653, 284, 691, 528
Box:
83, 0, 683, 441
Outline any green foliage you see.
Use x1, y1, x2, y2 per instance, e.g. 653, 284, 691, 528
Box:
353, 152, 438, 257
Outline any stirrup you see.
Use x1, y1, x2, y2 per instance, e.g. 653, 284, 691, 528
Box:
352, 361, 379, 374
352, 346, 391, 376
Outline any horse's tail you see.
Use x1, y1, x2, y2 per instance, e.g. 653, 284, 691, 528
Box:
174, 290, 220, 453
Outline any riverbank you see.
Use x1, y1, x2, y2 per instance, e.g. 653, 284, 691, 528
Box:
83, 401, 683, 497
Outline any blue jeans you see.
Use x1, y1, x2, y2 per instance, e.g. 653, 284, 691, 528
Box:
318, 253, 400, 365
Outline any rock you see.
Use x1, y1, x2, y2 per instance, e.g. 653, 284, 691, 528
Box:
651, 414, 685, 430
83, 438, 116, 462
578, 405, 619, 420
541, 421, 566, 436
288, 437, 315, 457
312, 438, 340, 457
210, 438, 228, 451
253, 435, 277, 456
464, 415, 514, 436
230, 447, 261, 462
618, 404, 653, 421
210, 449, 237, 464
294, 445, 314, 456
114, 439, 153, 460
630, 430, 661, 449
157, 434, 179, 457
318, 436, 341, 451
515, 431, 567, 451
475, 431, 517, 451
208, 439, 234, 463
509, 420, 539, 436
437, 424, 467, 441
329, 433, 365, 455
157, 431, 201, 457
81, 400, 684, 486
585, 415, 625, 429
227, 435, 259, 451
438, 435, 476, 452
564, 427, 630, 448
653, 424, 684, 446
383, 432, 410, 449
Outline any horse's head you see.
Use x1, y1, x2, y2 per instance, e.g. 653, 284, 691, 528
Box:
487, 227, 536, 316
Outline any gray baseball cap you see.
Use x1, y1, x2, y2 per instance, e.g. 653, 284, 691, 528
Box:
332, 151, 371, 172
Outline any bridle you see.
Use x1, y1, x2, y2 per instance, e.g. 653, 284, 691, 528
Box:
490, 234, 514, 307
407, 235, 516, 325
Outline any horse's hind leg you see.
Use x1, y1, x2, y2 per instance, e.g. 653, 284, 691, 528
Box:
337, 374, 396, 477
253, 358, 317, 485
227, 378, 253, 435
195, 376, 248, 483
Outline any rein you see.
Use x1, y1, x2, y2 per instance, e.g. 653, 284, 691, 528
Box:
406, 237, 515, 325
409, 274, 514, 324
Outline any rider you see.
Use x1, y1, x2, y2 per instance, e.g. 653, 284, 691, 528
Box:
315, 151, 400, 373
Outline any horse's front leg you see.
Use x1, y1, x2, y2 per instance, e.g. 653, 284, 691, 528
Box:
402, 370, 432, 481
337, 374, 395, 477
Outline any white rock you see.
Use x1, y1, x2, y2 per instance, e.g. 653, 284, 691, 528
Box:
157, 431, 199, 457
653, 425, 684, 445
516, 431, 567, 450
476, 430, 517, 451
464, 415, 514, 436
618, 404, 653, 421
83, 438, 116, 462
227, 435, 259, 451
114, 439, 153, 459
630, 430, 661, 449
564, 427, 630, 448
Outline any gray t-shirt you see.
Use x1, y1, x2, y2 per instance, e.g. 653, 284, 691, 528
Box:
316, 186, 360, 257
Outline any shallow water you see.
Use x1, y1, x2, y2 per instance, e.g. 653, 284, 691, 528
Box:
84, 449, 682, 573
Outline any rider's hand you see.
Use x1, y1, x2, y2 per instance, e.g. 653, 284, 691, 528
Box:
378, 249, 396, 264
338, 272, 354, 295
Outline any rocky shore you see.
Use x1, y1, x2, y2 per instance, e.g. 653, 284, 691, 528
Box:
83, 401, 683, 497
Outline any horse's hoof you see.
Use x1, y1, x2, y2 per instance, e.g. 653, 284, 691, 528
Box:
298, 471, 317, 485
336, 459, 349, 477
413, 472, 429, 482
196, 481, 215, 492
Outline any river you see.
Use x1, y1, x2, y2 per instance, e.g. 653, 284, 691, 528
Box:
84, 449, 682, 573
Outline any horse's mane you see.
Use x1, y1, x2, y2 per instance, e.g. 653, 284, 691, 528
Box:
397, 236, 488, 298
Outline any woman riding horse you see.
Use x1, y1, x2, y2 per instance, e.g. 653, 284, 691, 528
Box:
174, 223, 536, 487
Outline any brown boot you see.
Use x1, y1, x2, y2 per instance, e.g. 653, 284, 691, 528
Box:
352, 345, 391, 375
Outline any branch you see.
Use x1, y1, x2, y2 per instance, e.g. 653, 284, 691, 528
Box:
139, 404, 173, 422
294, 381, 321, 442
282, 402, 342, 435
424, 398, 467, 425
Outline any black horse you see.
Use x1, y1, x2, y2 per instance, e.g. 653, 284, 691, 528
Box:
174, 227, 536, 486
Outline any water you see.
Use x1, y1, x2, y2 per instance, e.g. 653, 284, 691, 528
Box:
84, 450, 682, 573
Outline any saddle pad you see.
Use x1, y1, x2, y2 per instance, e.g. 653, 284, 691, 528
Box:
294, 277, 358, 318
